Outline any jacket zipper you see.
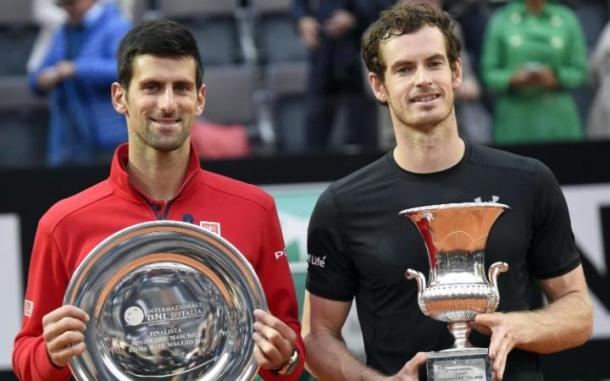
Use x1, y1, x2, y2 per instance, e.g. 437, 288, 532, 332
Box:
145, 198, 177, 220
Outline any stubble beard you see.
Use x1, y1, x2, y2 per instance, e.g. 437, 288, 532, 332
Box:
397, 98, 455, 133
140, 123, 190, 153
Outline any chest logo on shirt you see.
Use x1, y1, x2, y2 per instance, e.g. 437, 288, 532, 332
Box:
200, 221, 221, 236
475, 195, 500, 203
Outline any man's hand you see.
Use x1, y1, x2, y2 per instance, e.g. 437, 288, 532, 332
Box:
36, 61, 76, 91
55, 60, 76, 80
42, 305, 89, 368
455, 78, 481, 101
37, 67, 62, 91
509, 69, 537, 88
531, 67, 557, 89
509, 65, 557, 89
323, 9, 356, 38
252, 309, 298, 370
472, 312, 533, 381
298, 16, 320, 49
386, 352, 428, 381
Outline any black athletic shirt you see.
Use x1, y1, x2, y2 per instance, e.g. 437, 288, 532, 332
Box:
306, 142, 580, 380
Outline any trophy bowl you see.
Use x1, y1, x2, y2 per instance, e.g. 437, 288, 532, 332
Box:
63, 221, 267, 381
400, 202, 509, 380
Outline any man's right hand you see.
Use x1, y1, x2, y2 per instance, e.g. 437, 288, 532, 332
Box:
37, 67, 61, 91
298, 16, 320, 49
386, 352, 428, 381
42, 305, 89, 368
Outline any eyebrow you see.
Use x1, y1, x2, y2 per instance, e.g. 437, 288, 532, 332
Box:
137, 78, 195, 86
390, 53, 447, 70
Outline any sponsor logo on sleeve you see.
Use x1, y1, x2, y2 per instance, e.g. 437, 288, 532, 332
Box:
24, 300, 34, 317
307, 254, 327, 269
274, 249, 287, 260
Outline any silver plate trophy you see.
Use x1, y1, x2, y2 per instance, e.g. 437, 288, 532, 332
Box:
63, 221, 267, 381
400, 202, 509, 381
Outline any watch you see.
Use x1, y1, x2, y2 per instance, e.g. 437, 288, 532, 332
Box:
273, 348, 300, 376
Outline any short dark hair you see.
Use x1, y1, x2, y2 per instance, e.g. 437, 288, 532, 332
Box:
362, 2, 461, 81
117, 19, 204, 89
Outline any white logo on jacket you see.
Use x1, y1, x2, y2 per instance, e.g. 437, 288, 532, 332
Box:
24, 300, 33, 317
275, 249, 287, 260
200, 221, 221, 236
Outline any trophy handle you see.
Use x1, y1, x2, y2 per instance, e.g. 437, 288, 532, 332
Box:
487, 261, 509, 312
488, 261, 508, 288
406, 269, 429, 316
406, 269, 427, 290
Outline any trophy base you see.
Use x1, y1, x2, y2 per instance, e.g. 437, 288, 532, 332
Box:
427, 347, 491, 381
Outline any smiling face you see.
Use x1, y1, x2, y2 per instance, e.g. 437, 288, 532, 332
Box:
112, 54, 205, 153
368, 25, 461, 133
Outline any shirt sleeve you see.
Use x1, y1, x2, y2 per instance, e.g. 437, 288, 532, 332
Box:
256, 200, 305, 381
306, 185, 358, 301
527, 161, 581, 279
12, 217, 73, 381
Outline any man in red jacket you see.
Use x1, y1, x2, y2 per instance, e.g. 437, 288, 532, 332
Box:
13, 19, 304, 381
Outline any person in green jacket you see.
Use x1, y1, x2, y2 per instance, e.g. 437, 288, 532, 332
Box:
481, 0, 587, 143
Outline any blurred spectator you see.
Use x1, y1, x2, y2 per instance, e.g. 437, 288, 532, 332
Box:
481, 0, 588, 144
403, 0, 492, 143
449, 0, 504, 76
28, 0, 136, 72
29, 0, 131, 165
587, 20, 610, 140
27, 0, 66, 72
293, 0, 393, 151
455, 38, 492, 144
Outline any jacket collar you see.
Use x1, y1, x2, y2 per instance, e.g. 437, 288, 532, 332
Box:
109, 143, 202, 204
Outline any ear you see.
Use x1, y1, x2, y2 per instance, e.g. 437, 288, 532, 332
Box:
195, 84, 206, 116
368, 72, 388, 104
111, 82, 128, 115
451, 58, 463, 89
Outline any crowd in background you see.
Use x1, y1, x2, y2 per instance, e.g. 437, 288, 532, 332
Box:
0, 0, 609, 168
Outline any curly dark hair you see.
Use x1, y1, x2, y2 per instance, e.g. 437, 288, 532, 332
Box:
362, 2, 461, 81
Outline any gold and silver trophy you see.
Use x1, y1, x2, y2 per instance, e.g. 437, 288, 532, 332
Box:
400, 202, 509, 381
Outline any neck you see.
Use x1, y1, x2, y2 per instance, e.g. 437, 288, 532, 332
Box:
392, 112, 465, 174
127, 143, 191, 201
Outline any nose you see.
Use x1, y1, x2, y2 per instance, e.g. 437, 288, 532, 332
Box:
159, 88, 177, 114
414, 66, 432, 87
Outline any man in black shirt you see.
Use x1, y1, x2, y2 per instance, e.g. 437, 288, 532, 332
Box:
294, 0, 394, 150
302, 3, 593, 381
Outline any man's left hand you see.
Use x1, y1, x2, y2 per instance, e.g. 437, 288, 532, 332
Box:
55, 61, 76, 79
323, 10, 356, 38
252, 309, 298, 370
472, 312, 532, 381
